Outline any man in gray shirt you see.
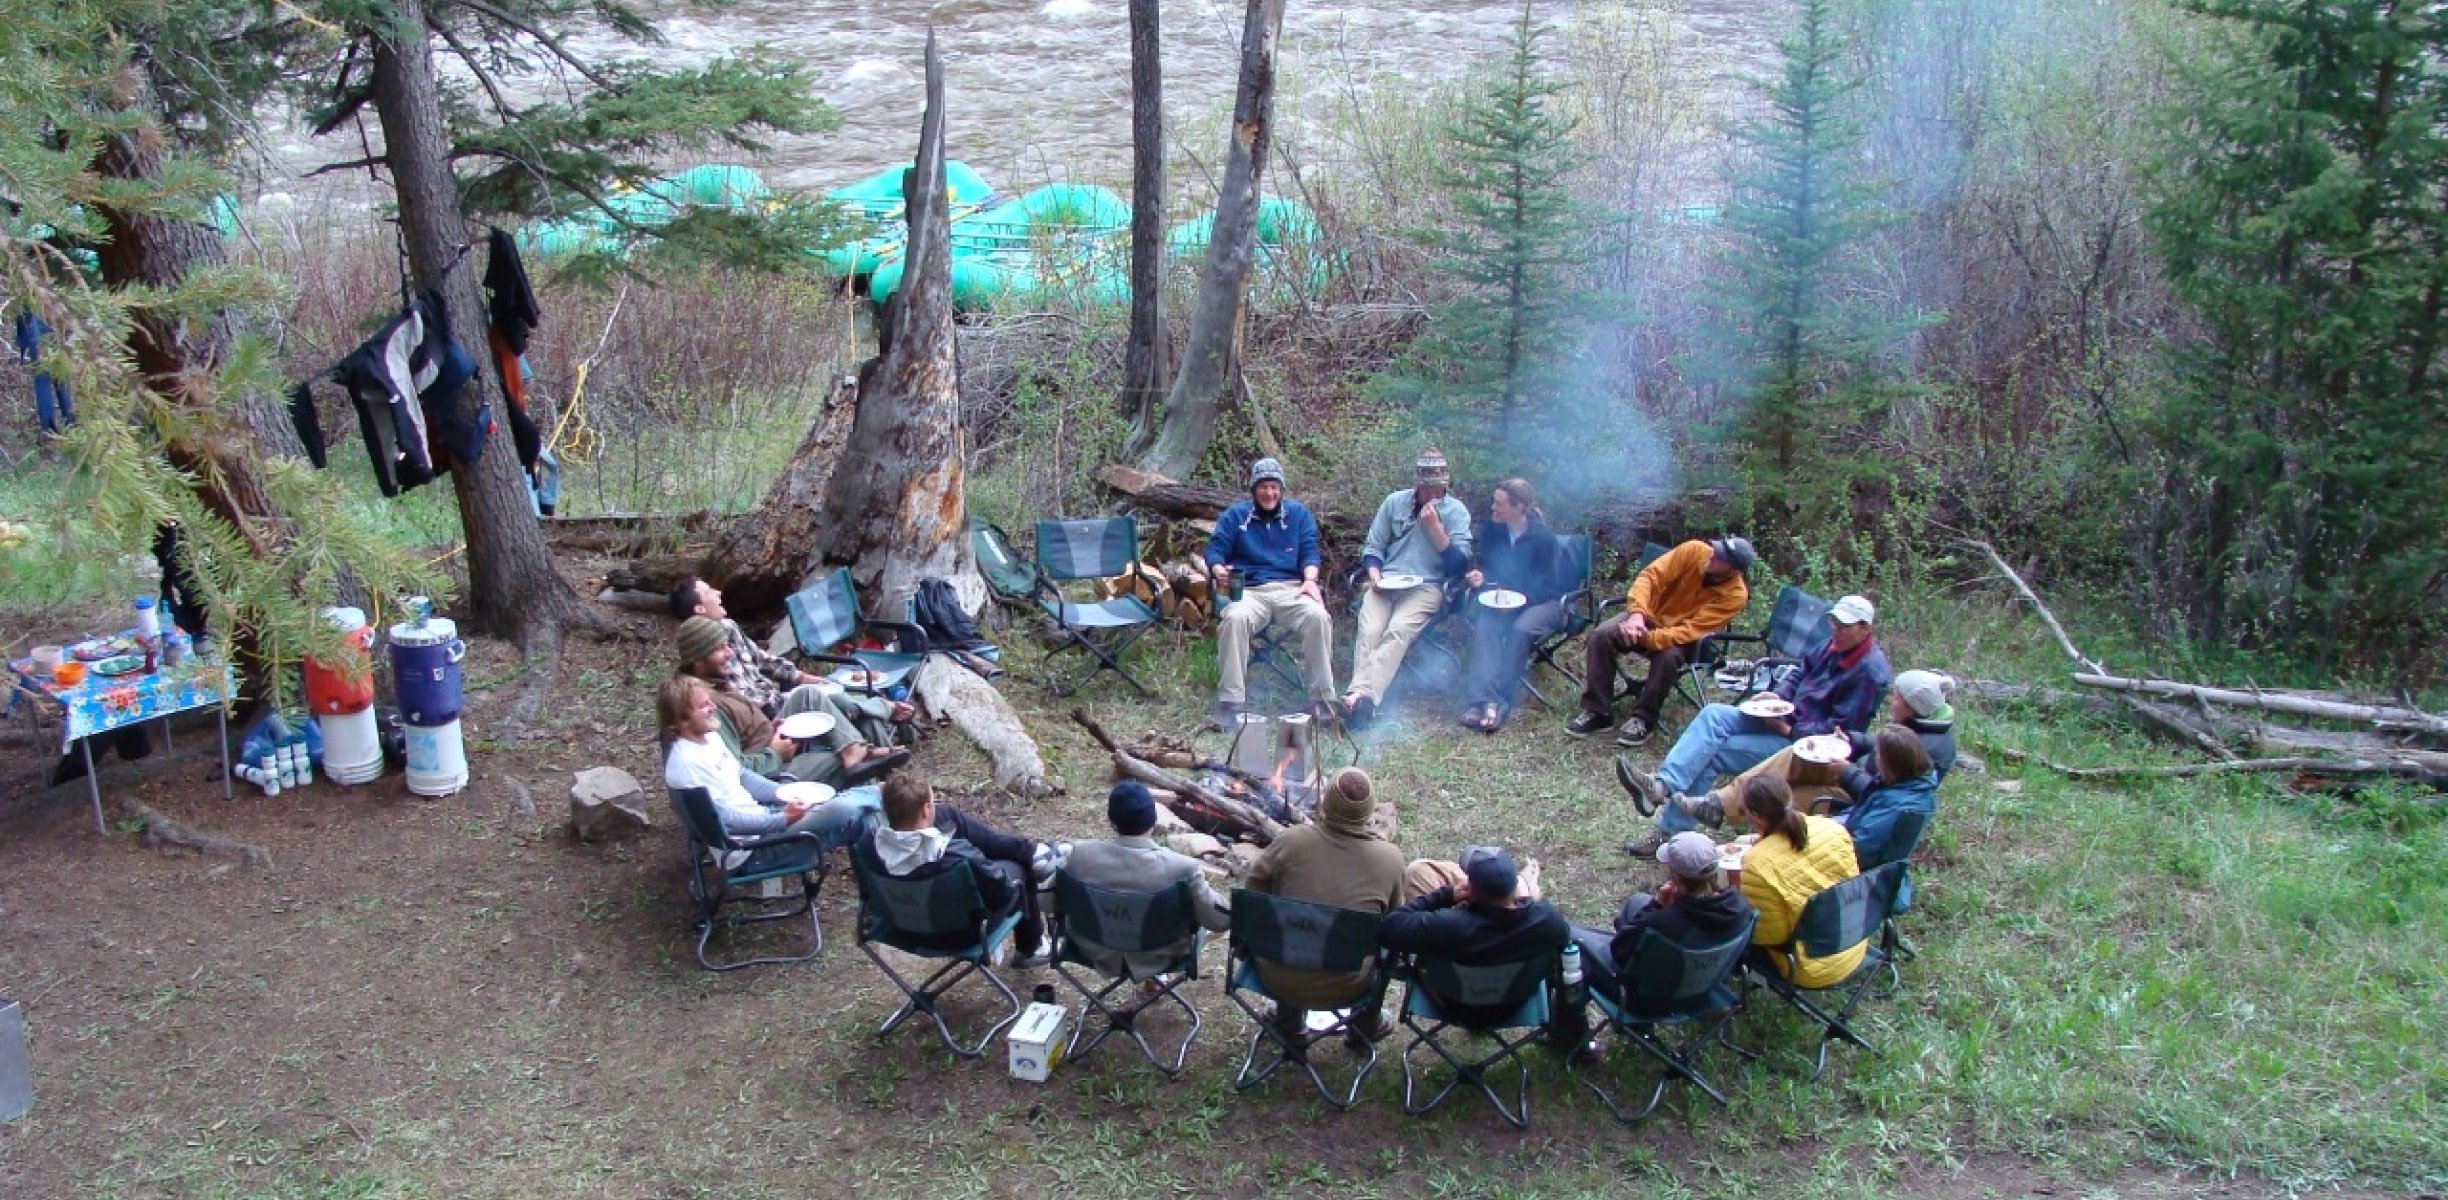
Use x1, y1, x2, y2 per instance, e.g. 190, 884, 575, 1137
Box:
1341, 448, 1473, 729
1062, 783, 1232, 979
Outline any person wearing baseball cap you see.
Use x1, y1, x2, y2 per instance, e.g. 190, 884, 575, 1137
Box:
1377, 844, 1576, 1035
1206, 457, 1335, 729
1335, 449, 1475, 730
1619, 591, 1892, 857
1568, 536, 1753, 747
1653, 661, 1956, 836
1568, 831, 1754, 1008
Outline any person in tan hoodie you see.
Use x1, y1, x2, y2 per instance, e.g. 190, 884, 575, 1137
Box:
1241, 768, 1406, 1041
1569, 537, 1754, 746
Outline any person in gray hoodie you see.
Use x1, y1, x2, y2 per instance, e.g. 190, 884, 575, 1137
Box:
1341, 448, 1473, 729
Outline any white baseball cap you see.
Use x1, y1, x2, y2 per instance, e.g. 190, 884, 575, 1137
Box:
1829, 594, 1876, 626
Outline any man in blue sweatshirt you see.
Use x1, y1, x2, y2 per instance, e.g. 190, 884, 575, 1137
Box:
1206, 458, 1334, 728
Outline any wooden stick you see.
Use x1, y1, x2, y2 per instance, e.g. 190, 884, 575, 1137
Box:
2071, 673, 2448, 740
1964, 539, 2104, 675
1071, 708, 1284, 842
1990, 746, 2444, 787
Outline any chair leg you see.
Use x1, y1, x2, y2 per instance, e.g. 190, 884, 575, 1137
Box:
1059, 967, 1203, 1077
862, 944, 1024, 1058
1230, 990, 1379, 1110
1400, 1018, 1536, 1129
692, 865, 825, 973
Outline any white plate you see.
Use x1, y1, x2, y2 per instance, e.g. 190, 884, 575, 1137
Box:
1792, 733, 1852, 765
776, 711, 836, 741
1737, 694, 1795, 719
831, 667, 880, 688
1718, 846, 1748, 872
1476, 588, 1527, 610
1375, 573, 1425, 592
775, 781, 836, 807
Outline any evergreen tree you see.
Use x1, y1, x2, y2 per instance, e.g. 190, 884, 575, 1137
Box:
1375, 0, 1590, 455
1704, 0, 1910, 532
2142, 0, 2448, 667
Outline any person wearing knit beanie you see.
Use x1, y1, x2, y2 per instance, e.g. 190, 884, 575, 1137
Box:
675, 616, 727, 667
1321, 767, 1376, 830
1241, 764, 1407, 1042
1343, 448, 1474, 728
1062, 782, 1235, 979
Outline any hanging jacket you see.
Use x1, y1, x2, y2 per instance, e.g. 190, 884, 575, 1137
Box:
332, 304, 439, 494
286, 381, 328, 469
482, 227, 541, 354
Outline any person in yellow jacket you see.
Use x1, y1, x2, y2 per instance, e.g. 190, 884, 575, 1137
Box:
1728, 776, 1867, 989
1568, 537, 1753, 745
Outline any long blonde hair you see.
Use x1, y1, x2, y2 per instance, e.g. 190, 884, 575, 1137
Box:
1493, 477, 1543, 523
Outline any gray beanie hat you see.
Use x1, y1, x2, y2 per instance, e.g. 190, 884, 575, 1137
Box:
1249, 457, 1286, 489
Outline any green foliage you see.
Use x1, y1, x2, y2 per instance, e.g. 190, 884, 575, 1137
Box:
1369, 1, 1597, 465
2141, 0, 2448, 671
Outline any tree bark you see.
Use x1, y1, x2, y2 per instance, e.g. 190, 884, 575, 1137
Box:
698, 374, 859, 617
813, 31, 984, 619
1135, 0, 1285, 479
1119, 0, 1170, 455
370, 0, 588, 647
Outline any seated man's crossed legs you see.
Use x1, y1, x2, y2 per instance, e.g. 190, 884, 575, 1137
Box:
1618, 703, 1793, 855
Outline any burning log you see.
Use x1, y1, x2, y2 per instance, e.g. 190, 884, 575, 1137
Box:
1071, 708, 1285, 843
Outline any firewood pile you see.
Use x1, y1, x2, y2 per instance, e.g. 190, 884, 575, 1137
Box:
1071, 711, 1394, 878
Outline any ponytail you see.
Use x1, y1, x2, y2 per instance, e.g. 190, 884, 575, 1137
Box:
1494, 477, 1543, 524
1741, 775, 1809, 852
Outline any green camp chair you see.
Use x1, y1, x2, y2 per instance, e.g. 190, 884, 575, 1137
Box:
969, 516, 1042, 608
1392, 948, 1559, 1129
667, 787, 826, 972
1573, 912, 1760, 1124
784, 567, 929, 698
1033, 518, 1161, 695
1225, 890, 1389, 1110
1050, 870, 1207, 1076
1742, 862, 1906, 1079
850, 854, 1026, 1059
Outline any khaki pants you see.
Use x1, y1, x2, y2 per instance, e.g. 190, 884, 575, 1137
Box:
1402, 858, 1466, 903
1347, 585, 1444, 704
1216, 581, 1336, 704
774, 686, 893, 785
1708, 744, 1849, 813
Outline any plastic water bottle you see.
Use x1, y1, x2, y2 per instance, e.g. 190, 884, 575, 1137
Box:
1560, 942, 1584, 987
295, 742, 314, 787
260, 752, 281, 796
133, 595, 160, 641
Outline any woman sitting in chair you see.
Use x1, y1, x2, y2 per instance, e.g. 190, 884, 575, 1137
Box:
1817, 724, 1939, 870
1730, 776, 1866, 989
659, 676, 877, 847
1458, 478, 1569, 733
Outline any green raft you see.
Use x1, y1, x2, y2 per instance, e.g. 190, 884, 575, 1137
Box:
820, 160, 998, 277
868, 183, 1130, 309
516, 163, 777, 261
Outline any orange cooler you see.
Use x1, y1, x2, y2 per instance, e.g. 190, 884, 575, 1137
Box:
304, 606, 377, 716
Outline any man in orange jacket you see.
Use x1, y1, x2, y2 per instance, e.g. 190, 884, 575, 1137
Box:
1566, 537, 1753, 745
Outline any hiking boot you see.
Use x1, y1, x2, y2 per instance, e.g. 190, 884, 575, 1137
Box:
1565, 711, 1610, 738
1010, 944, 1054, 970
1341, 695, 1377, 732
1210, 700, 1243, 731
1671, 792, 1726, 829
1614, 756, 1666, 817
1622, 827, 1671, 859
1614, 716, 1654, 747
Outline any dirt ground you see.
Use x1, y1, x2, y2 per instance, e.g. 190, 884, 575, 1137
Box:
0, 581, 2400, 1199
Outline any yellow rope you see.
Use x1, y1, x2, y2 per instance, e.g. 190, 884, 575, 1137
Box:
546, 361, 603, 466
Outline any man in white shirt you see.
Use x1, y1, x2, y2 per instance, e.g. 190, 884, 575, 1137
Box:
658, 676, 878, 850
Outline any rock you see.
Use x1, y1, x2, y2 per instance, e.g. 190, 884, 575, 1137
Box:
1224, 843, 1263, 876
569, 766, 652, 842
1166, 831, 1226, 860
1150, 802, 1194, 836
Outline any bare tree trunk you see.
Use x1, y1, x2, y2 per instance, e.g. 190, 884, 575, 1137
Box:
814, 29, 984, 617
699, 375, 859, 617
1119, 0, 1171, 456
370, 0, 589, 652
1135, 0, 1285, 480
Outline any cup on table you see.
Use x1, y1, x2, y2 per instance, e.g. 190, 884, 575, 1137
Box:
31, 645, 63, 674
53, 660, 85, 686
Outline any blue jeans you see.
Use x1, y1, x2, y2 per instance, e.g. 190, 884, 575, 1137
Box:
33, 371, 71, 434
1652, 703, 1792, 830
781, 783, 883, 853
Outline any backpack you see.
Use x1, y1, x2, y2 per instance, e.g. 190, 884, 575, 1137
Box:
912, 576, 986, 652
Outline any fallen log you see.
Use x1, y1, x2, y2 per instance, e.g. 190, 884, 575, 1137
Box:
2071, 673, 2448, 741
1990, 747, 2447, 788
1071, 707, 1284, 843
913, 654, 1052, 797
1964, 539, 2105, 675
541, 511, 723, 557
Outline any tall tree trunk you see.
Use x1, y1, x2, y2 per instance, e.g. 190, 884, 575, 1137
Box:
698, 374, 859, 617
1119, 0, 1171, 456
370, 0, 587, 648
815, 30, 983, 617
1135, 0, 1285, 480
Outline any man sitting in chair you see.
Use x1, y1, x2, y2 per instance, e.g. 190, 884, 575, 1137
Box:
1618, 594, 1891, 859
1379, 846, 1576, 1038
1568, 537, 1753, 746
853, 767, 1057, 969
1207, 457, 1334, 729
1338, 448, 1473, 731
1242, 768, 1406, 1042
658, 675, 881, 850
675, 617, 907, 788
1064, 782, 1233, 978
1673, 667, 1960, 829
670, 573, 917, 728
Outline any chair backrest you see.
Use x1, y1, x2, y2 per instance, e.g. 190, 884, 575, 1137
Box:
969, 517, 1040, 600
1035, 518, 1141, 583
786, 567, 862, 654
854, 854, 990, 942
1793, 862, 1905, 958
1634, 540, 1671, 572
1860, 809, 1931, 872
667, 786, 729, 851
1229, 890, 1383, 975
1555, 534, 1595, 594
1620, 911, 1760, 1012
1412, 950, 1556, 1030
1764, 585, 1835, 660
1055, 870, 1197, 957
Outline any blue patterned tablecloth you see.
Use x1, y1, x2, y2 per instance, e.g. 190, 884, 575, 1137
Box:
8, 634, 232, 752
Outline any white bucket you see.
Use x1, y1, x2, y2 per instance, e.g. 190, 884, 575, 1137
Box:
403, 718, 467, 796
318, 708, 384, 785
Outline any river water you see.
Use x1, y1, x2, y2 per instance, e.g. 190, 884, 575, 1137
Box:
267, 0, 1777, 203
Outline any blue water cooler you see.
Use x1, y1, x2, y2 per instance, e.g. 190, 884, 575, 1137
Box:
387, 601, 467, 796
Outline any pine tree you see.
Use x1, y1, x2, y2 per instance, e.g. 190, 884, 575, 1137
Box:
1704, 0, 1909, 532
1375, 0, 1590, 456
2143, 0, 2448, 666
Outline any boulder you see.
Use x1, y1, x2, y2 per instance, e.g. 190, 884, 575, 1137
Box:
1150, 802, 1194, 836
569, 766, 652, 842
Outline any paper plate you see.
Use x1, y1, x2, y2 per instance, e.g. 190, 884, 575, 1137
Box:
831, 667, 880, 688
1375, 572, 1425, 592
1792, 733, 1853, 765
1718, 846, 1748, 872
89, 654, 147, 677
71, 636, 137, 662
1476, 588, 1527, 610
776, 711, 836, 742
1737, 694, 1795, 719
775, 781, 837, 807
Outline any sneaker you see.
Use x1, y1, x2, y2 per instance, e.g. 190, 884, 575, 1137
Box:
1031, 840, 1072, 888
1210, 700, 1243, 731
1671, 793, 1726, 829
1622, 827, 1671, 859
1614, 756, 1665, 817
1614, 716, 1653, 747
1344, 1004, 1396, 1049
1011, 945, 1054, 970
1565, 711, 1609, 738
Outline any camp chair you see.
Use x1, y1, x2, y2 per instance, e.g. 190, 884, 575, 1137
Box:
850, 854, 1026, 1058
1855, 808, 1931, 984
1050, 870, 1206, 1076
1522, 534, 1600, 708
1699, 584, 1834, 699
969, 516, 1042, 607
784, 567, 929, 698
1225, 890, 1389, 1110
667, 787, 825, 972
1033, 518, 1161, 695
1392, 948, 1559, 1128
1573, 912, 1760, 1124
1742, 861, 1906, 1080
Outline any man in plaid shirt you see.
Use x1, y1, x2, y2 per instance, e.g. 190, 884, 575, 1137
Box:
672, 575, 913, 746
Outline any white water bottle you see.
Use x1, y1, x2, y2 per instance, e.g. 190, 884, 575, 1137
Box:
296, 743, 314, 787
260, 752, 281, 796
1560, 942, 1584, 987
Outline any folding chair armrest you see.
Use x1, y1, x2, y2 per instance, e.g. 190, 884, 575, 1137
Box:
728, 828, 825, 853
799, 650, 866, 672
862, 617, 930, 654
